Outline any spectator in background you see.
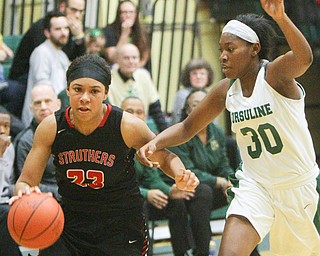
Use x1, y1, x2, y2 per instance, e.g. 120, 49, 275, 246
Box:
7, 0, 85, 118
0, 34, 26, 119
0, 33, 13, 64
21, 11, 70, 126
121, 96, 207, 256
0, 107, 15, 202
85, 28, 106, 56
167, 89, 234, 255
4, 109, 25, 141
0, 106, 22, 256
14, 84, 61, 200
103, 0, 150, 69
109, 43, 167, 132
171, 59, 214, 125
0, 36, 25, 137
58, 28, 107, 109
0, 33, 12, 91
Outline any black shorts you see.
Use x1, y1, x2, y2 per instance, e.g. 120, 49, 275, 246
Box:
39, 207, 149, 256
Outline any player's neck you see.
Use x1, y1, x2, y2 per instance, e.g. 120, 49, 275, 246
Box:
69, 106, 106, 135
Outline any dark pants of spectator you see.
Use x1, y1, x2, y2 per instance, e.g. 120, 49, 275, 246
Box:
0, 204, 22, 256
144, 197, 193, 256
145, 183, 213, 256
184, 183, 214, 256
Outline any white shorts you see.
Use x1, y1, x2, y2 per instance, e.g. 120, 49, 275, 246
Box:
227, 170, 320, 256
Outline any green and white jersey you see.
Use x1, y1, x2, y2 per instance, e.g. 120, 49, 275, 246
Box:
226, 64, 319, 187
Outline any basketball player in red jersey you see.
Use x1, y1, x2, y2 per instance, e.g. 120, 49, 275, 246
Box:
10, 54, 199, 256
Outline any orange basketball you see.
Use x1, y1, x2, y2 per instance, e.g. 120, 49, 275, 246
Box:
7, 192, 64, 249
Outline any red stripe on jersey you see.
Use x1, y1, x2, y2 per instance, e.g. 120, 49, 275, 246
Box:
65, 106, 74, 128
99, 104, 112, 127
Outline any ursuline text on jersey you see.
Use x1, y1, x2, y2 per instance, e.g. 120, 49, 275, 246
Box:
231, 103, 273, 123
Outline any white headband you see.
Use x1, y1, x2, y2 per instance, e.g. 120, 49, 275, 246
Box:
222, 20, 259, 43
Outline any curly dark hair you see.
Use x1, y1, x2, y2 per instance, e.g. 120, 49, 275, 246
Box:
180, 88, 207, 122
180, 59, 214, 88
235, 13, 278, 60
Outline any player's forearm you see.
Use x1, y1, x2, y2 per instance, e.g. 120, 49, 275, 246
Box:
275, 14, 313, 67
158, 152, 185, 179
153, 122, 193, 150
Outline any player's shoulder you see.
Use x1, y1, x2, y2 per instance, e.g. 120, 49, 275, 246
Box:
121, 111, 142, 128
121, 112, 153, 149
208, 78, 230, 97
121, 112, 151, 137
33, 114, 57, 146
38, 114, 57, 132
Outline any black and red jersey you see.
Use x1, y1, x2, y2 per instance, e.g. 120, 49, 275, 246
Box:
52, 104, 143, 213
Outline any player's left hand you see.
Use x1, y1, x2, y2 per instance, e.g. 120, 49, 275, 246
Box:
136, 142, 159, 168
8, 186, 44, 205
260, 0, 285, 20
174, 169, 199, 191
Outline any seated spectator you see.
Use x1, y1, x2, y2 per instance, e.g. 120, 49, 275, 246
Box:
14, 84, 61, 200
6, 0, 86, 118
121, 96, 212, 256
109, 43, 167, 132
170, 89, 260, 256
0, 33, 12, 92
21, 11, 70, 126
0, 34, 25, 118
0, 107, 15, 201
171, 89, 233, 254
0, 106, 22, 256
3, 106, 25, 140
0, 32, 13, 63
171, 59, 214, 124
103, 0, 150, 69
85, 28, 106, 56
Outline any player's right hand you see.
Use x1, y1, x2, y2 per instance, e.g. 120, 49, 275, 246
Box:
175, 169, 199, 192
9, 186, 42, 205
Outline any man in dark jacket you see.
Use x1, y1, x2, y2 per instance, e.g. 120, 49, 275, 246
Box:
14, 84, 61, 199
6, 0, 85, 119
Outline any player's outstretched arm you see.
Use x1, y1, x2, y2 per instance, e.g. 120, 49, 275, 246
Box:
136, 80, 228, 167
149, 148, 199, 191
261, 0, 313, 80
122, 112, 199, 191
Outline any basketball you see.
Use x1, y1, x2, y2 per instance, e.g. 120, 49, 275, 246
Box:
7, 192, 64, 249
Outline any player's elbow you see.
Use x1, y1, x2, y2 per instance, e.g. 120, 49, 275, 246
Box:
301, 48, 313, 68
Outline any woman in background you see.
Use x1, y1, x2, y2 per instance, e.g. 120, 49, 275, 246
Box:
103, 0, 150, 69
171, 59, 214, 124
